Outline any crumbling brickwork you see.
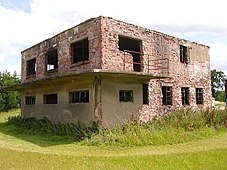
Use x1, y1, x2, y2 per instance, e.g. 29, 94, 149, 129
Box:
21, 18, 102, 83
19, 16, 212, 124
99, 17, 211, 117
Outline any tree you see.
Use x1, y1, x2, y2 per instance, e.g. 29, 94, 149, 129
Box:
211, 69, 225, 99
215, 91, 225, 102
0, 70, 21, 111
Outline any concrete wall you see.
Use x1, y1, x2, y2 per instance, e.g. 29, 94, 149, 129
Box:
21, 75, 148, 126
21, 76, 95, 124
101, 76, 144, 126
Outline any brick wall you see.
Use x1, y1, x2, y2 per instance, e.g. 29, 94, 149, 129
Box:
21, 17, 102, 83
99, 17, 212, 117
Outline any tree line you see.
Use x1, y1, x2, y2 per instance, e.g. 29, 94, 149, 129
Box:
0, 69, 225, 112
211, 69, 225, 101
0, 70, 21, 111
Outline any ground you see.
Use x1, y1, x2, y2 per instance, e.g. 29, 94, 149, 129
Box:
215, 101, 226, 110
0, 109, 227, 169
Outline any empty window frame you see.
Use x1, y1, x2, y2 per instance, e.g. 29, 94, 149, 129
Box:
43, 94, 58, 104
143, 84, 149, 104
71, 38, 89, 63
180, 45, 189, 64
196, 88, 203, 104
69, 91, 89, 103
25, 96, 36, 105
119, 36, 142, 72
181, 87, 189, 105
119, 90, 133, 102
26, 58, 36, 76
162, 86, 172, 105
46, 49, 58, 71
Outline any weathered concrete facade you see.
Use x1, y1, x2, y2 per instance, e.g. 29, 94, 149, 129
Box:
17, 16, 211, 126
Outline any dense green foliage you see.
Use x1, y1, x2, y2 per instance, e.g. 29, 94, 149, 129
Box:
0, 70, 21, 111
211, 69, 225, 99
4, 108, 227, 146
215, 90, 225, 102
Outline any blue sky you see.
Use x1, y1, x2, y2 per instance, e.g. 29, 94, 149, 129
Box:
0, 0, 30, 12
0, 0, 227, 76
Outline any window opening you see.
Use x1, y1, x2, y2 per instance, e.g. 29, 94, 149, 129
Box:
119, 90, 134, 102
46, 49, 58, 71
119, 36, 142, 72
69, 91, 89, 103
143, 84, 149, 104
181, 87, 189, 105
71, 38, 89, 63
180, 45, 189, 64
43, 94, 58, 104
162, 86, 172, 105
25, 96, 36, 105
196, 88, 203, 104
27, 58, 36, 76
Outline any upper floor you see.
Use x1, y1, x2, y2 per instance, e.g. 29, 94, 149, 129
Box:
21, 16, 210, 83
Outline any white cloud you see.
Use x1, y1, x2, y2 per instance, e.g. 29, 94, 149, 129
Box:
210, 41, 227, 75
0, 63, 21, 75
0, 0, 227, 75
0, 42, 20, 63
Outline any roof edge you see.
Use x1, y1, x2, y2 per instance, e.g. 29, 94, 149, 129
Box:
2, 69, 168, 91
21, 16, 100, 53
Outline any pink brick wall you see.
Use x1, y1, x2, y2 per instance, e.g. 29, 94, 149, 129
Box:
21, 17, 102, 83
99, 17, 212, 117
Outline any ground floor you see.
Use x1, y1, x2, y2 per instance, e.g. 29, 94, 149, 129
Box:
20, 72, 212, 126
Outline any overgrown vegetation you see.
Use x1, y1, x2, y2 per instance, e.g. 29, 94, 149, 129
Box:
3, 108, 227, 147
89, 108, 227, 146
6, 116, 99, 142
0, 70, 21, 111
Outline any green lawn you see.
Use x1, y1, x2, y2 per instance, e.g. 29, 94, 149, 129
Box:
0, 109, 227, 170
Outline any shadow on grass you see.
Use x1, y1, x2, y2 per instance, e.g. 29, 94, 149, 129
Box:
0, 121, 83, 147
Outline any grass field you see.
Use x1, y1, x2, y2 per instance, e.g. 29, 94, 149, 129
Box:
215, 101, 226, 109
0, 109, 227, 170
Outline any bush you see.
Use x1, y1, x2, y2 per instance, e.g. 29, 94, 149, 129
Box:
215, 91, 225, 102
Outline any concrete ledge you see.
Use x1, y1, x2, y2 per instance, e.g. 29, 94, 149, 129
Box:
2, 69, 168, 91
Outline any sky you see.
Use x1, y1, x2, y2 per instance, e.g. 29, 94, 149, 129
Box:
0, 0, 227, 76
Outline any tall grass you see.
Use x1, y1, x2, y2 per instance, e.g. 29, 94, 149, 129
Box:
6, 116, 99, 141
88, 108, 227, 146
151, 108, 227, 130
3, 108, 227, 146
